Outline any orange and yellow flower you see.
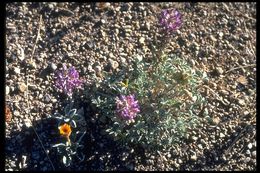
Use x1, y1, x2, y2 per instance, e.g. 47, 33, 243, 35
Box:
59, 123, 72, 138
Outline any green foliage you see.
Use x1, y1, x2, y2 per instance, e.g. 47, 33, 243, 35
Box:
51, 102, 86, 167
90, 52, 208, 151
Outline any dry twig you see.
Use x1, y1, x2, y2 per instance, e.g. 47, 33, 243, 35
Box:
25, 15, 55, 171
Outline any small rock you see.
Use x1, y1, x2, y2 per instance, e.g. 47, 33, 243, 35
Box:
14, 67, 20, 74
243, 110, 250, 116
190, 154, 197, 161
109, 59, 119, 70
174, 161, 180, 168
108, 52, 115, 59
212, 116, 220, 125
139, 37, 145, 45
28, 59, 36, 69
19, 83, 27, 93
18, 47, 25, 61
245, 149, 251, 155
247, 143, 253, 149
167, 153, 171, 158
22, 155, 27, 167
191, 136, 198, 141
219, 133, 225, 138
44, 94, 51, 103
238, 99, 245, 106
218, 32, 224, 38
6, 86, 10, 95
100, 19, 106, 24
145, 22, 150, 30
252, 150, 256, 158
215, 67, 224, 75
198, 144, 203, 149
49, 63, 57, 71
13, 110, 20, 116
24, 119, 32, 128
178, 159, 183, 164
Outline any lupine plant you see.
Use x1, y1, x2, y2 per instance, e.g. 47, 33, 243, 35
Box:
54, 64, 83, 97
51, 102, 86, 167
89, 8, 208, 151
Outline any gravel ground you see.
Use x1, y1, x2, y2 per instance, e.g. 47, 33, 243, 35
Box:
5, 2, 256, 171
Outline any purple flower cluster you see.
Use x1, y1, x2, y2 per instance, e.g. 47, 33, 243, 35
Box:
55, 64, 82, 95
159, 9, 182, 32
115, 94, 140, 120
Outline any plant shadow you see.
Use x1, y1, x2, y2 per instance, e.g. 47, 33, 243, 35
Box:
5, 99, 146, 171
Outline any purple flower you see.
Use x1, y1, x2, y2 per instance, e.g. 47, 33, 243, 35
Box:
159, 9, 182, 32
55, 64, 83, 95
115, 94, 140, 120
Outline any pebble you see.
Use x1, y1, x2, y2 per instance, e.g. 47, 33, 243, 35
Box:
167, 153, 171, 158
212, 116, 220, 125
139, 37, 145, 45
215, 67, 224, 75
198, 144, 203, 150
245, 149, 251, 155
28, 60, 37, 69
6, 86, 10, 95
252, 150, 256, 158
13, 110, 20, 116
173, 161, 180, 168
247, 143, 253, 149
218, 32, 224, 38
238, 99, 245, 106
109, 59, 119, 70
14, 67, 20, 74
23, 119, 32, 128
18, 47, 25, 61
219, 133, 225, 138
50, 63, 57, 71
191, 136, 198, 141
44, 94, 51, 103
190, 154, 197, 161
19, 83, 27, 92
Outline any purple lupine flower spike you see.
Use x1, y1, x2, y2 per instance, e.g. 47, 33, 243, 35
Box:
159, 9, 182, 33
55, 64, 83, 95
115, 94, 140, 120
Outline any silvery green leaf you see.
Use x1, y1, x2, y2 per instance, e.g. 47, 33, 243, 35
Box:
138, 135, 143, 141
70, 151, 77, 155
77, 131, 86, 143
73, 114, 84, 121
53, 116, 64, 120
68, 109, 77, 117
70, 120, 77, 128
63, 155, 71, 167
52, 143, 66, 148
64, 118, 70, 122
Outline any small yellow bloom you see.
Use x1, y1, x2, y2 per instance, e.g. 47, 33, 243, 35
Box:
119, 79, 129, 88
59, 123, 72, 138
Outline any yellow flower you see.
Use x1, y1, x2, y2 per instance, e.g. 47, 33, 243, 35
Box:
59, 123, 72, 138
119, 79, 129, 88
